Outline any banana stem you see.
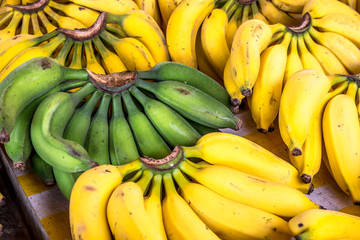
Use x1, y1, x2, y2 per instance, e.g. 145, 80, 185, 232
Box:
286, 12, 312, 34
54, 39, 74, 65
172, 168, 191, 189
62, 67, 89, 81
69, 42, 83, 69
140, 146, 185, 172
20, 13, 30, 34
178, 159, 200, 179
6, 0, 49, 13
136, 170, 154, 194
118, 159, 144, 177
346, 81, 358, 100
0, 11, 13, 27
181, 145, 202, 159
70, 82, 96, 105
30, 13, 41, 35
124, 170, 143, 183
163, 172, 176, 195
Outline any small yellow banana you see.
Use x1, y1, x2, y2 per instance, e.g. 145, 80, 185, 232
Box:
223, 58, 244, 109
43, 5, 86, 29
272, 0, 309, 13
0, 10, 22, 44
297, 34, 324, 73
133, 0, 162, 27
83, 40, 105, 74
284, 34, 303, 84
68, 0, 139, 15
225, 6, 241, 49
157, 0, 182, 28
258, 0, 298, 26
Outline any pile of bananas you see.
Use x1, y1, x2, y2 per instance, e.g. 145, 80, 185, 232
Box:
0, 8, 170, 82
69, 131, 322, 240
0, 57, 237, 199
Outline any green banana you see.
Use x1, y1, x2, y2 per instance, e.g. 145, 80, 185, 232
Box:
130, 85, 201, 147
186, 119, 220, 136
54, 38, 75, 66
29, 151, 55, 187
30, 83, 98, 173
85, 93, 111, 165
63, 90, 104, 146
136, 61, 231, 108
122, 90, 171, 159
52, 167, 82, 200
4, 79, 88, 171
135, 79, 241, 130
109, 94, 140, 166
0, 57, 89, 143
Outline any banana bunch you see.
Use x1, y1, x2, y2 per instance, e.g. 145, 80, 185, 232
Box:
340, 0, 360, 11
288, 209, 360, 239
0, 10, 170, 82
69, 132, 323, 240
0, 56, 237, 199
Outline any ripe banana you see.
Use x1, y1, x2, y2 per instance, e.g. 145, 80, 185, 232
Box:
223, 58, 244, 110
272, 0, 309, 13
69, 161, 143, 240
166, 0, 215, 68
303, 0, 360, 20
258, 0, 298, 26
43, 5, 86, 29
297, 34, 324, 73
179, 160, 321, 218
83, 40, 105, 74
284, 34, 303, 84
133, 0, 162, 27
172, 168, 292, 240
68, 0, 139, 15
247, 31, 291, 133
0, 10, 22, 44
182, 132, 312, 193
278, 69, 331, 156
288, 209, 360, 239
157, 0, 181, 28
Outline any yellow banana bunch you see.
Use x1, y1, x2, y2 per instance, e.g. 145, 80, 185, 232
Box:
289, 209, 360, 239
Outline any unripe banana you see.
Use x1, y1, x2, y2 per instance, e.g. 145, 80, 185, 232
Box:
29, 151, 55, 187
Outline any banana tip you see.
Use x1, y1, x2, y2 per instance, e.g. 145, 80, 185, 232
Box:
257, 128, 267, 134
13, 161, 26, 171
307, 183, 314, 195
0, 130, 9, 143
240, 88, 252, 97
301, 174, 312, 184
235, 119, 243, 131
291, 148, 302, 156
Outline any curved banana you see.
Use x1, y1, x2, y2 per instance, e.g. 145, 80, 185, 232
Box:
279, 69, 331, 156
68, 0, 139, 14
223, 58, 244, 110
83, 40, 105, 74
272, 0, 309, 13
297, 34, 323, 73
173, 168, 292, 240
29, 151, 55, 187
69, 161, 143, 240
179, 160, 321, 218
166, 0, 215, 68
288, 209, 360, 239
248, 31, 291, 133
0, 10, 22, 44
43, 5, 86, 29
322, 93, 360, 204
0, 33, 36, 55
225, 6, 240, 49
133, 0, 162, 27
303, 0, 360, 20
157, 0, 182, 28
162, 172, 220, 240
258, 0, 298, 26
182, 132, 312, 193
284, 34, 303, 84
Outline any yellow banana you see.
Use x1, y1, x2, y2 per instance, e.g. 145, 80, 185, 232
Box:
68, 0, 139, 14
37, 10, 57, 32
288, 209, 360, 239
47, 1, 100, 27
157, 0, 182, 28
172, 168, 292, 240
279, 69, 331, 156
225, 6, 241, 49
201, 8, 229, 77
258, 0, 298, 26
107, 181, 162, 240
230, 19, 280, 96
0, 33, 36, 54
144, 174, 167, 240
250, 1, 269, 23
180, 160, 321, 218
166, 0, 215, 68
309, 26, 360, 74
83, 40, 105, 74
134, 0, 162, 27
0, 10, 22, 43
223, 58, 244, 110
68, 41, 84, 69
162, 172, 220, 240
30, 12, 42, 36
69, 161, 143, 240
322, 91, 360, 204
43, 5, 86, 29
303, 0, 360, 21
247, 31, 291, 133
303, 31, 348, 75
182, 132, 313, 193
272, 0, 309, 13
284, 34, 303, 84
297, 34, 324, 73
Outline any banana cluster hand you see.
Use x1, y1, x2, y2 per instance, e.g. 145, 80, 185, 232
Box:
70, 135, 323, 240
0, 56, 238, 200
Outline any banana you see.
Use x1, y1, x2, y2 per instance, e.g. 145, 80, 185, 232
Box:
99, 30, 156, 71
225, 6, 240, 49
130, 86, 201, 147
0, 34, 36, 55
182, 132, 312, 193
52, 167, 80, 200
278, 69, 331, 156
37, 10, 57, 32
258, 0, 298, 26
303, 31, 348, 75
322, 93, 360, 204
312, 12, 360, 48
186, 119, 219, 136
47, 1, 99, 27
272, 0, 309, 13
157, 0, 181, 28
109, 94, 140, 166
143, 174, 167, 240
230, 19, 280, 97
69, 161, 143, 240
297, 34, 323, 73
0, 10, 22, 43
42, 5, 86, 29
135, 79, 241, 130
68, 0, 139, 14
54, 39, 74, 66
122, 90, 171, 159
247, 31, 291, 133
200, 8, 229, 77
107, 180, 162, 240
30, 83, 98, 173
106, 10, 170, 63
5, 79, 87, 170
162, 172, 220, 240
29, 151, 55, 187
30, 12, 42, 35
172, 168, 292, 240
83, 40, 105, 74
223, 58, 244, 110
309, 27, 360, 77
0, 57, 89, 142
133, 0, 162, 27
92, 36, 127, 74
250, 1, 269, 23
288, 209, 360, 239
0, 33, 67, 82
166, 0, 215, 68
85, 93, 111, 165
303, 0, 360, 20
0, 30, 57, 73
68, 41, 83, 69
284, 34, 303, 84
179, 160, 322, 218
136, 60, 231, 108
